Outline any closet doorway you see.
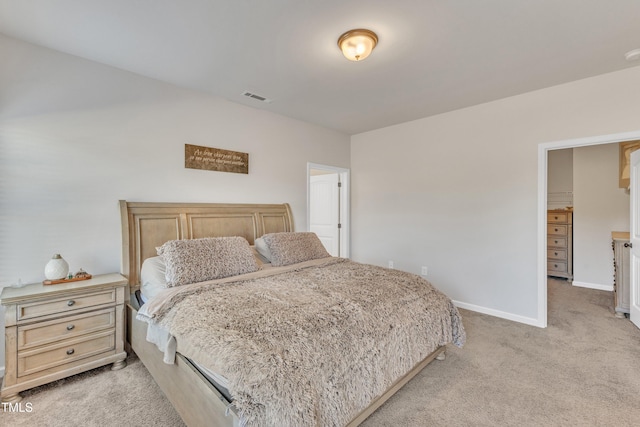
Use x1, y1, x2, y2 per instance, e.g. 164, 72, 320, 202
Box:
538, 130, 640, 328
307, 163, 350, 258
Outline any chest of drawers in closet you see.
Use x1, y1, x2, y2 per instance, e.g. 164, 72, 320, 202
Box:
547, 209, 573, 280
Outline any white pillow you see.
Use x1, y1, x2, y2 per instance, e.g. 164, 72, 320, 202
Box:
251, 245, 271, 266
254, 237, 273, 262
140, 256, 168, 301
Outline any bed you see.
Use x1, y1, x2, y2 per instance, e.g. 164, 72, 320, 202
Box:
120, 200, 465, 426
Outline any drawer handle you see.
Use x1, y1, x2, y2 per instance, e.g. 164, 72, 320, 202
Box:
67, 300, 75, 307
66, 349, 75, 355
66, 324, 75, 331
555, 228, 559, 232
554, 216, 558, 220
554, 240, 558, 244
624, 243, 633, 248
554, 264, 558, 268
554, 252, 558, 256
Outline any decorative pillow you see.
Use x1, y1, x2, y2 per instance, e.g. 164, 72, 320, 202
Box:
254, 237, 272, 262
261, 232, 330, 267
157, 236, 259, 287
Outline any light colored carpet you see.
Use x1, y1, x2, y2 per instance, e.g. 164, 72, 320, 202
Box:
362, 279, 640, 426
1, 354, 185, 427
2, 279, 639, 426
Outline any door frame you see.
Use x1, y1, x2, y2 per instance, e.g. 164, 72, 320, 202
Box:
538, 130, 640, 328
307, 162, 350, 258
629, 150, 640, 328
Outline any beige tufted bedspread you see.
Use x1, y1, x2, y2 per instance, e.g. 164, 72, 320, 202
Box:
138, 257, 465, 427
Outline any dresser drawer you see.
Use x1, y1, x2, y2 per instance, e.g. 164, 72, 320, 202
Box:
17, 308, 116, 350
548, 225, 567, 236
547, 212, 568, 223
547, 236, 567, 248
547, 261, 567, 273
18, 330, 115, 377
547, 249, 567, 260
17, 289, 117, 321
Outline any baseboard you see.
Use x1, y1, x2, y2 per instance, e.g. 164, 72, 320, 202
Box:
572, 281, 613, 292
452, 300, 543, 328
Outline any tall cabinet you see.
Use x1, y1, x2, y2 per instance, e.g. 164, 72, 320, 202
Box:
547, 209, 573, 279
612, 231, 631, 318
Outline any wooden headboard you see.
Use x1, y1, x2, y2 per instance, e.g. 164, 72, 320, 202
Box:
119, 201, 293, 290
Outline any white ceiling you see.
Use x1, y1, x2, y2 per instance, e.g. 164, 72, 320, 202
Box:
1, 0, 640, 135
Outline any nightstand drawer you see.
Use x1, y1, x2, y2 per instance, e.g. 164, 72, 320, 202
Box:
18, 308, 116, 349
18, 330, 115, 377
548, 225, 567, 236
17, 289, 117, 321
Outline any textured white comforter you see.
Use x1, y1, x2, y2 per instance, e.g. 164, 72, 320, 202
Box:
138, 257, 465, 427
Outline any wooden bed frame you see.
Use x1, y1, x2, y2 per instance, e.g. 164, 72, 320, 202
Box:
120, 200, 444, 427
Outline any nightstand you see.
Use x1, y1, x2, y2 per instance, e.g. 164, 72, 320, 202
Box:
1, 273, 128, 403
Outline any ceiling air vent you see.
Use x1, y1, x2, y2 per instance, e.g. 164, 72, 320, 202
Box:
242, 91, 272, 103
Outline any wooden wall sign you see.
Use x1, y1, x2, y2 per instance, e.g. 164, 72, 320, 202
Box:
185, 144, 249, 174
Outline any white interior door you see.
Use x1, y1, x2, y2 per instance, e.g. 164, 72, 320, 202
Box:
310, 174, 340, 256
629, 149, 640, 329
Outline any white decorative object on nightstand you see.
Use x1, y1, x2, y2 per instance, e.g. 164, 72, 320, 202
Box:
0, 273, 128, 403
44, 254, 69, 280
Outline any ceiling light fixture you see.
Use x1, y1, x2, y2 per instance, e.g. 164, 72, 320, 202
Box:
337, 29, 378, 61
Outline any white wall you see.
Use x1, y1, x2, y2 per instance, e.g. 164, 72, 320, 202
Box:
572, 144, 630, 289
351, 65, 640, 324
547, 148, 573, 209
0, 35, 350, 370
548, 148, 573, 194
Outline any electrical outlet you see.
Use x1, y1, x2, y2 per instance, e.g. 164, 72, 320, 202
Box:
421, 266, 428, 276
388, 261, 394, 269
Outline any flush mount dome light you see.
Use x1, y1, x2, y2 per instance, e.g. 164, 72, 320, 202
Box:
337, 29, 378, 61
